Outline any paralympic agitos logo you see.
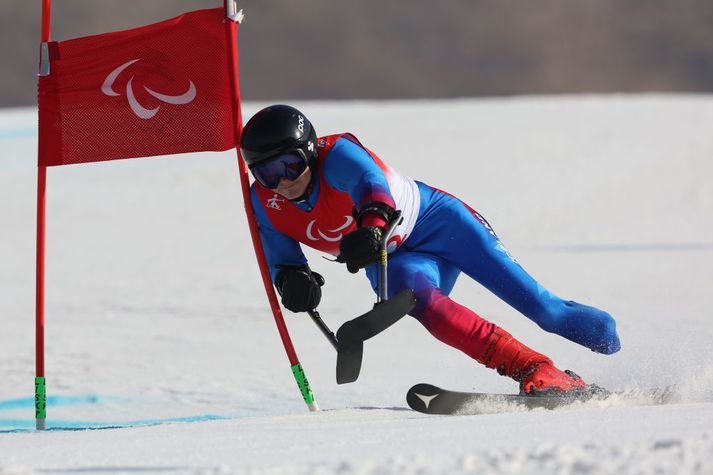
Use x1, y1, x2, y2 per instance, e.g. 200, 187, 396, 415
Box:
101, 59, 197, 119
306, 216, 353, 242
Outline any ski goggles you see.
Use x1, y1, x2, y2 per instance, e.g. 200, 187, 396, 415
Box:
250, 151, 308, 189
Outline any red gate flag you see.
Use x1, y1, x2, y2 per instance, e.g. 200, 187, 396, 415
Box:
38, 8, 237, 167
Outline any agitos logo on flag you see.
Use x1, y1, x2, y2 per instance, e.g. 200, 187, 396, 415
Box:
101, 59, 198, 119
38, 8, 238, 166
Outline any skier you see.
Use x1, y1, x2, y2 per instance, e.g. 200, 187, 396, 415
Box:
240, 104, 620, 395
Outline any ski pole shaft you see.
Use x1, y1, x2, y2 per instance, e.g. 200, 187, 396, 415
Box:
378, 246, 387, 303
308, 309, 339, 351
377, 211, 403, 303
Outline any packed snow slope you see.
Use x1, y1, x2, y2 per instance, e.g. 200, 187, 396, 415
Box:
1, 95, 712, 474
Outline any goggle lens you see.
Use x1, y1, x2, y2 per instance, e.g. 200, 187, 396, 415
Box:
252, 152, 307, 189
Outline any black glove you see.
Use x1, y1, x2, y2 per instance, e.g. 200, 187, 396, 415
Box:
338, 226, 384, 273
275, 265, 324, 313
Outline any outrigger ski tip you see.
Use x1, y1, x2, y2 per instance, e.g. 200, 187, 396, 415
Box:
306, 209, 416, 385
336, 288, 416, 384
406, 382, 678, 415
307, 281, 415, 385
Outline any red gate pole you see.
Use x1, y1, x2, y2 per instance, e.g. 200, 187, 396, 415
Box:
35, 0, 52, 431
223, 1, 319, 411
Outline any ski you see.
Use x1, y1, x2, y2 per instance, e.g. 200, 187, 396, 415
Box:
406, 382, 677, 415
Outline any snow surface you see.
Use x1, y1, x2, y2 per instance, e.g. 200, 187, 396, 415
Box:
1, 95, 713, 474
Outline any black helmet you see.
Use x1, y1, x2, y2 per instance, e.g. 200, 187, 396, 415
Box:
240, 105, 317, 169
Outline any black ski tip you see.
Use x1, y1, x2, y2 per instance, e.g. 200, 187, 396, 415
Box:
406, 383, 443, 413
336, 341, 364, 384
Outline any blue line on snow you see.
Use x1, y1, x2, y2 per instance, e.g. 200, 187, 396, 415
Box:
0, 414, 234, 433
0, 395, 124, 411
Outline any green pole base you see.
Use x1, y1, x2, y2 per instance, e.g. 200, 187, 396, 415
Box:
291, 363, 317, 409
35, 376, 46, 430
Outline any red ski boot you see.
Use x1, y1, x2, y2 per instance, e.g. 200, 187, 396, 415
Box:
477, 327, 587, 395
519, 364, 586, 395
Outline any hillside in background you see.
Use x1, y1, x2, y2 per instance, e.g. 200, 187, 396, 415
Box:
2, 0, 713, 106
